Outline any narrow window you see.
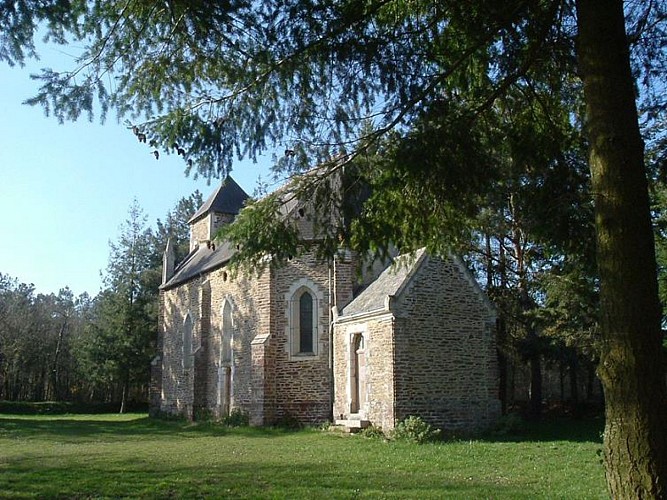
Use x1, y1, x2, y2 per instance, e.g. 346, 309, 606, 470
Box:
299, 291, 314, 353
183, 313, 193, 369
287, 284, 319, 358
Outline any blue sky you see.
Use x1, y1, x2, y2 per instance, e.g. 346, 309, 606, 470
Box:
1, 44, 272, 297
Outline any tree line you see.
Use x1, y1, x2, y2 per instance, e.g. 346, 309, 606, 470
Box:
0, 193, 201, 411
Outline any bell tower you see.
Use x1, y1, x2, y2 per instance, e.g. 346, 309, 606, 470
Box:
187, 176, 250, 251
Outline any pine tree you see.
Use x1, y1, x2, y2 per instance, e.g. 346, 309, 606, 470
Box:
88, 200, 155, 412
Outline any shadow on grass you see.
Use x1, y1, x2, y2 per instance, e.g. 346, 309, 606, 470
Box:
0, 414, 607, 498
478, 416, 604, 444
0, 413, 604, 447
0, 415, 304, 443
0, 452, 531, 499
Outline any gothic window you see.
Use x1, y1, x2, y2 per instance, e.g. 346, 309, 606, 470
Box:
289, 286, 318, 357
183, 313, 194, 369
299, 291, 314, 353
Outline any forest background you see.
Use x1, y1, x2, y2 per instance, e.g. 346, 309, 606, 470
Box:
0, 192, 202, 412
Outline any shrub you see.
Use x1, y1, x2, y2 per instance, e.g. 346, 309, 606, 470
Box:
222, 408, 250, 427
194, 407, 214, 422
151, 410, 188, 422
359, 425, 385, 440
316, 420, 333, 431
391, 416, 441, 444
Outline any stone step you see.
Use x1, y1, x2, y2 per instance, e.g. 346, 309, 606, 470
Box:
334, 418, 371, 433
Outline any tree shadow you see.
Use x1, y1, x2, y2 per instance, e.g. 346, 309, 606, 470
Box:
475, 415, 604, 444
0, 414, 306, 443
0, 454, 534, 499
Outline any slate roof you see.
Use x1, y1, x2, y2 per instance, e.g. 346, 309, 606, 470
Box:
340, 249, 427, 317
188, 176, 250, 223
161, 240, 237, 290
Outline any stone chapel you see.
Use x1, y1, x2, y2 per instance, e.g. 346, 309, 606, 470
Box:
150, 176, 501, 432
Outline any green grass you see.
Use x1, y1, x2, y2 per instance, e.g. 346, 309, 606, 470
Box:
0, 413, 607, 499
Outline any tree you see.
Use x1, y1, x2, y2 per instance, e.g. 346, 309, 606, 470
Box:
0, 275, 83, 402
576, 2, 667, 495
0, 0, 82, 67
40, 287, 77, 401
6, 0, 667, 495
0, 193, 202, 406
82, 200, 155, 412
536, 257, 600, 409
0, 274, 38, 400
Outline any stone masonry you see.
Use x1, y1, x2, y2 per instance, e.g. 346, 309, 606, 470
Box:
333, 251, 501, 432
152, 177, 501, 432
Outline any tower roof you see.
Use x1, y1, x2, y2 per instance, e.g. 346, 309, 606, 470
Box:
188, 176, 250, 224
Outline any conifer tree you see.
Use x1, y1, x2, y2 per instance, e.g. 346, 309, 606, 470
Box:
86, 200, 155, 412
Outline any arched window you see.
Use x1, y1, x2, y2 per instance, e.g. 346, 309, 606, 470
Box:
298, 291, 314, 353
183, 313, 194, 369
288, 286, 318, 357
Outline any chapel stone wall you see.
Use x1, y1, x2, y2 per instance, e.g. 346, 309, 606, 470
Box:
157, 262, 272, 422
269, 250, 333, 424
205, 265, 273, 422
392, 256, 501, 432
158, 279, 202, 419
149, 291, 166, 417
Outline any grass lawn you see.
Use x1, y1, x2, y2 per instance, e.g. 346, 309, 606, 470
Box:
0, 412, 606, 499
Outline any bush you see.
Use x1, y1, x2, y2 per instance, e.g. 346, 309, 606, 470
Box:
359, 425, 385, 440
151, 410, 188, 422
391, 416, 441, 444
194, 407, 214, 422
316, 420, 333, 431
222, 408, 250, 427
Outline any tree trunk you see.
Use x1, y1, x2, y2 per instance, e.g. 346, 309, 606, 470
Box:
119, 365, 131, 414
576, 0, 667, 496
497, 236, 509, 414
527, 350, 542, 419
586, 363, 596, 402
559, 360, 565, 402
120, 382, 127, 414
51, 322, 66, 401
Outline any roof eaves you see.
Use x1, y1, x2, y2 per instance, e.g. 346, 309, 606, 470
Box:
334, 306, 394, 324
160, 255, 232, 290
